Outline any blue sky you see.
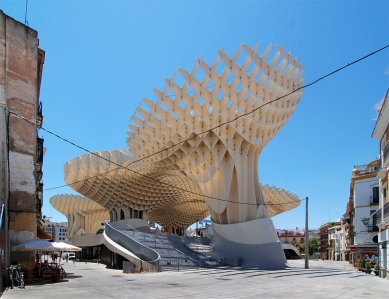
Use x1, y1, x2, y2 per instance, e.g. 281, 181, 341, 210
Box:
1, 0, 388, 229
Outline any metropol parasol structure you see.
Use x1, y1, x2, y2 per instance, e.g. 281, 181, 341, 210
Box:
52, 43, 303, 268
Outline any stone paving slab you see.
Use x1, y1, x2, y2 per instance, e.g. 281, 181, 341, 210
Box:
2, 260, 388, 298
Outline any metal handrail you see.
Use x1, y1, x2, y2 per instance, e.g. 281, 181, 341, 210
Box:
126, 223, 200, 268
104, 221, 160, 264
0, 204, 5, 230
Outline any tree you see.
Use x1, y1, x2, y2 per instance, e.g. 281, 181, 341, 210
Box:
295, 242, 305, 254
294, 237, 319, 256
309, 237, 319, 256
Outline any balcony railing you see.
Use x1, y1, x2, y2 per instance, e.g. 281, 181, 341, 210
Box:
385, 202, 389, 221
36, 138, 44, 180
37, 101, 43, 128
36, 183, 43, 215
373, 201, 389, 225
37, 137, 44, 164
383, 142, 389, 166
353, 161, 380, 174
353, 164, 368, 171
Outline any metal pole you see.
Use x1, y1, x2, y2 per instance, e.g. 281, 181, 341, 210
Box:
0, 108, 10, 287
305, 196, 309, 269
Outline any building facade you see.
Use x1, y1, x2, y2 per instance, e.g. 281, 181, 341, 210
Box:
333, 224, 344, 261
0, 10, 45, 280
277, 229, 305, 247
372, 88, 389, 278
43, 221, 68, 242
319, 223, 329, 260
327, 222, 342, 261
343, 193, 354, 262
349, 161, 379, 265
319, 222, 344, 260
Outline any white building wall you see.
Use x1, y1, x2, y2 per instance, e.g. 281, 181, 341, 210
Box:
353, 177, 379, 245
43, 222, 68, 242
379, 229, 389, 277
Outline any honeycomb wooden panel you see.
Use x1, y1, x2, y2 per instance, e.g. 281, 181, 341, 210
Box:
62, 43, 302, 230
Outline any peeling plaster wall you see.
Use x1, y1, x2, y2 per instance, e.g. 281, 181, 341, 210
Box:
0, 12, 42, 269
9, 152, 35, 192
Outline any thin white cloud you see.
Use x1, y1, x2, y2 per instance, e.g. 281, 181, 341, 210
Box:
375, 97, 384, 113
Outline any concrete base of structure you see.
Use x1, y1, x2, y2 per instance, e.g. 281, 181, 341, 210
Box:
212, 218, 286, 269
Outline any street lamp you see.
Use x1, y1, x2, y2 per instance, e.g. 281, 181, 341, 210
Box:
361, 217, 370, 226
305, 196, 309, 269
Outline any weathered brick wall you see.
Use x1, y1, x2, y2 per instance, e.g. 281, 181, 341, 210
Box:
0, 11, 41, 269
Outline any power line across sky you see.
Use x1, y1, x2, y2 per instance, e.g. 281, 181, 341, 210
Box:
7, 43, 388, 208
2, 1, 387, 227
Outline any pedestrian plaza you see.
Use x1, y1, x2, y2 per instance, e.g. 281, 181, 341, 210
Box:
3, 260, 388, 298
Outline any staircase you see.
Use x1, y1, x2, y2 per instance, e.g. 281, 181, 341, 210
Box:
107, 221, 222, 271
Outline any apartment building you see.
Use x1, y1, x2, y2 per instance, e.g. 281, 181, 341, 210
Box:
372, 89, 389, 278
348, 161, 380, 265
43, 221, 68, 242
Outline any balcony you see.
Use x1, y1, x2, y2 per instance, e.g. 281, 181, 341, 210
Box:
383, 202, 389, 219
353, 161, 380, 175
373, 210, 382, 226
373, 201, 389, 228
37, 102, 43, 128
36, 137, 44, 179
37, 138, 44, 163
382, 142, 389, 167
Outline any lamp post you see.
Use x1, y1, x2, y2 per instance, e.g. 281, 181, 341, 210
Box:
361, 217, 370, 226
305, 196, 309, 269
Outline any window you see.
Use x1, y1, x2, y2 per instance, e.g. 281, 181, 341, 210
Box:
372, 187, 379, 204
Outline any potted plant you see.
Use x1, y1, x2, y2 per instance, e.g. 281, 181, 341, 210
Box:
365, 262, 372, 274
354, 260, 359, 271
358, 258, 366, 272
374, 264, 379, 276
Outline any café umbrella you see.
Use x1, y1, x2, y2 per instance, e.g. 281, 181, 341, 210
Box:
52, 242, 81, 252
12, 239, 55, 251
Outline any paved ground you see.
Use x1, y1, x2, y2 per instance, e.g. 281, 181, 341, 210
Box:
2, 259, 389, 298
